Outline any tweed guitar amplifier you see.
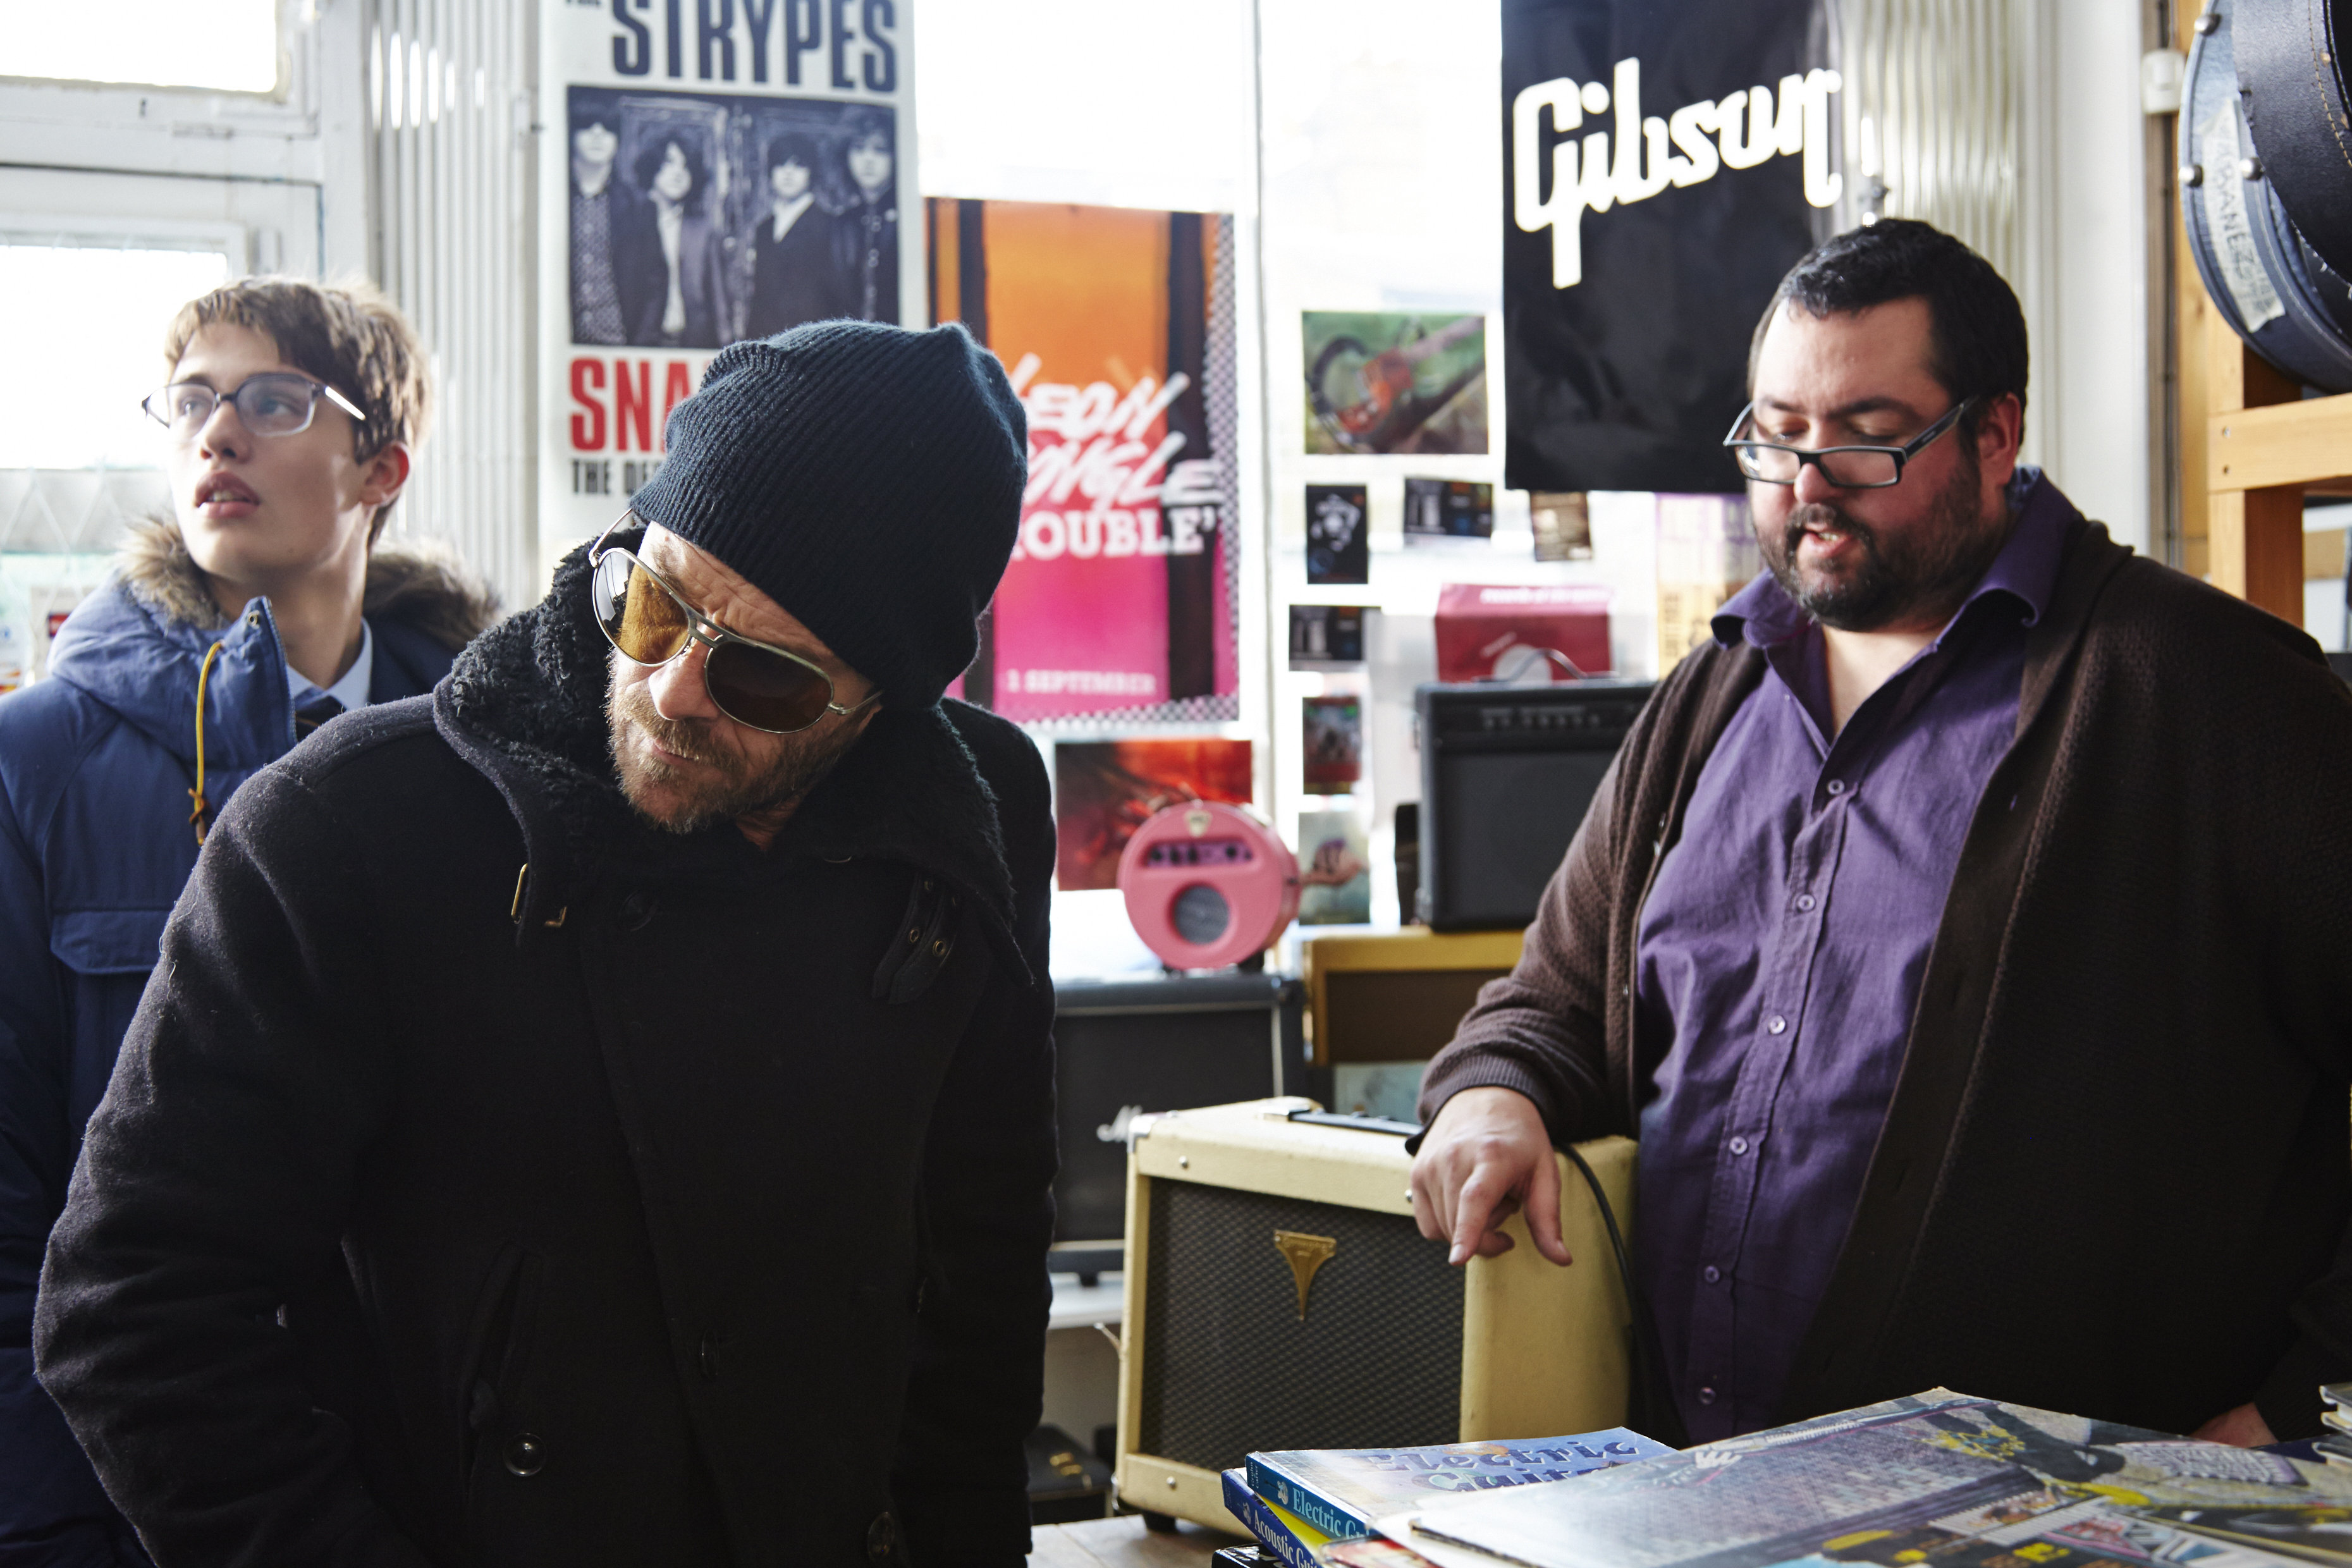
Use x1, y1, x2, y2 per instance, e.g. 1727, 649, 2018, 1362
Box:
1112, 1099, 1636, 1532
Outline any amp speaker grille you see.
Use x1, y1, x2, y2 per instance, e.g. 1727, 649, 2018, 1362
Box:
1139, 1180, 1464, 1472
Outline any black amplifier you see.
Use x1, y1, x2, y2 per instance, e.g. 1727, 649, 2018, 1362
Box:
1050, 974, 1306, 1276
1415, 680, 1655, 931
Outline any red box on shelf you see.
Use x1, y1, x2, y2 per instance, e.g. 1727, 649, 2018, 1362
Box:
1433, 583, 1612, 682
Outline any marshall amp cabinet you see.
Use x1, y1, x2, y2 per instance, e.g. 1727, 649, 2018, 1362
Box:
1415, 680, 1656, 931
1112, 1099, 1635, 1533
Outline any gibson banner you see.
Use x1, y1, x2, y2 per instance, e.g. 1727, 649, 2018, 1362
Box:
1503, 0, 1836, 494
930, 199, 1241, 725
538, 0, 921, 565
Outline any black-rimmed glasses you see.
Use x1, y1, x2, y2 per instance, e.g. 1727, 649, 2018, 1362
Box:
1724, 395, 1978, 489
588, 515, 881, 735
142, 373, 370, 442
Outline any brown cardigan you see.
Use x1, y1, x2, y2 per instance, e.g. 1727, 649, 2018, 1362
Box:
1419, 511, 2352, 1439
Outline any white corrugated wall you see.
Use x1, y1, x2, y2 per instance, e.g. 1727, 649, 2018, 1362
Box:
367, 0, 537, 612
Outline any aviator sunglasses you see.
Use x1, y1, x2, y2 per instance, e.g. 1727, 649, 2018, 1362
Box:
588, 515, 880, 734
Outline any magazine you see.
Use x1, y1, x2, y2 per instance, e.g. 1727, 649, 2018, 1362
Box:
1249, 1429, 1670, 1541
1387, 1390, 2352, 1568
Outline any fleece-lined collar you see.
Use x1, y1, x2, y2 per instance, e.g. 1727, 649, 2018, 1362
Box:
433, 528, 1027, 981
44, 519, 497, 768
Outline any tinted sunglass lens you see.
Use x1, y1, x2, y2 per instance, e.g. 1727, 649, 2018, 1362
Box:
592, 556, 692, 664
705, 639, 833, 732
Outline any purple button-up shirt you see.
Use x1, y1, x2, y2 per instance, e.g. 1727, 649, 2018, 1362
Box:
1632, 468, 2070, 1442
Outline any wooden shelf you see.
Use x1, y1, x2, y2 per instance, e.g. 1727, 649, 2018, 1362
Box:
2208, 394, 2352, 492
2171, 2, 2320, 625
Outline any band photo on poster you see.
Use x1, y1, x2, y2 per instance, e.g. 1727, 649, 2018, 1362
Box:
567, 87, 901, 350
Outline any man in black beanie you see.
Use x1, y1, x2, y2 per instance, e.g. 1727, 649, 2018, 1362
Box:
34, 321, 1055, 1568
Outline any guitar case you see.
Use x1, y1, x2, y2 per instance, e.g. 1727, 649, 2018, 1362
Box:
2183, 0, 2352, 390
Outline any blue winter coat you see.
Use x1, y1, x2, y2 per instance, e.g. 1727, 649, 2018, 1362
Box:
0, 524, 492, 1564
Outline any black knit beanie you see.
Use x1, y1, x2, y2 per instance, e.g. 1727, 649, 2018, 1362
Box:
627, 319, 1027, 712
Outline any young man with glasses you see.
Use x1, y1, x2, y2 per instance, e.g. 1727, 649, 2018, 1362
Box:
34, 320, 1054, 1568
1411, 219, 2352, 1449
0, 277, 493, 1565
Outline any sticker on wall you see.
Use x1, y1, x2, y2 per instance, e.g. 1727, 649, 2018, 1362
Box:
1305, 484, 1370, 585
1303, 312, 1488, 456
1053, 738, 1253, 892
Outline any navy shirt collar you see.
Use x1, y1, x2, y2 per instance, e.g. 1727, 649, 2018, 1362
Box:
1713, 465, 2071, 653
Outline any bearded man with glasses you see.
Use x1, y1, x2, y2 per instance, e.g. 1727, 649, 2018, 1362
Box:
0, 277, 494, 1566
34, 321, 1053, 1568
1411, 219, 2352, 1450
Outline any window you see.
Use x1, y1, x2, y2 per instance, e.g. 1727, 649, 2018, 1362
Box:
0, 241, 233, 471
6, 0, 279, 95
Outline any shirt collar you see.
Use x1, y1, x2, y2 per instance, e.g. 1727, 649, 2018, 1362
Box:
1712, 464, 2071, 652
288, 617, 374, 713
771, 192, 814, 238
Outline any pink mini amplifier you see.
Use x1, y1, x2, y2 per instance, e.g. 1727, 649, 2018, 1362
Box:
1118, 802, 1300, 970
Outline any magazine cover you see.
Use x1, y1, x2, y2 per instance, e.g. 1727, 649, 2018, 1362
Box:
1251, 1430, 1667, 1540
1395, 1390, 2352, 1568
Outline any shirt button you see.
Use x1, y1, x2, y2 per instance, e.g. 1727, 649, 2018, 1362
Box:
1703, 1265, 1721, 1283
1795, 893, 1816, 912
1697, 1386, 1718, 1406
1825, 779, 1847, 795
1767, 1015, 1787, 1034
1729, 1136, 1749, 1155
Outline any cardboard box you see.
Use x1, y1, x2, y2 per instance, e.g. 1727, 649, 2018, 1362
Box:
1433, 582, 1612, 682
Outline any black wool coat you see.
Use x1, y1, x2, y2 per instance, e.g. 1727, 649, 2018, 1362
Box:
34, 539, 1058, 1568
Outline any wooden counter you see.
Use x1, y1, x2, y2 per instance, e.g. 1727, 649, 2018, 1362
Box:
1028, 1514, 1247, 1567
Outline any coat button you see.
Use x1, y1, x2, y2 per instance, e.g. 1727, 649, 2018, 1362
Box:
866, 1510, 897, 1562
505, 1433, 546, 1476
618, 891, 654, 931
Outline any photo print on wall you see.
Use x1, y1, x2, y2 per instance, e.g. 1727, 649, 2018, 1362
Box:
566, 86, 902, 350
1402, 477, 1495, 546
1288, 604, 1367, 667
1296, 809, 1372, 926
1305, 484, 1370, 585
1303, 311, 1489, 455
1302, 695, 1363, 793
1052, 738, 1254, 892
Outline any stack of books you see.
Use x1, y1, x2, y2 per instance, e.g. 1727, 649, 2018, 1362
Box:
2323, 1383, 2352, 1469
1217, 1428, 1673, 1568
1215, 1388, 2352, 1568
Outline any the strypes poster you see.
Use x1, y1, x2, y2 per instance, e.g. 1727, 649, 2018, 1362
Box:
1502, 0, 1834, 494
538, 0, 919, 568
931, 200, 1240, 725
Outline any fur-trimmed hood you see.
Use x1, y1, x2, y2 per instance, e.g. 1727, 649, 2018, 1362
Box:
114, 517, 498, 649
41, 518, 498, 769
434, 527, 1031, 984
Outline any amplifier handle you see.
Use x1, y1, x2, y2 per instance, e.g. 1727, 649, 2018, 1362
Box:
1283, 1108, 1423, 1137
